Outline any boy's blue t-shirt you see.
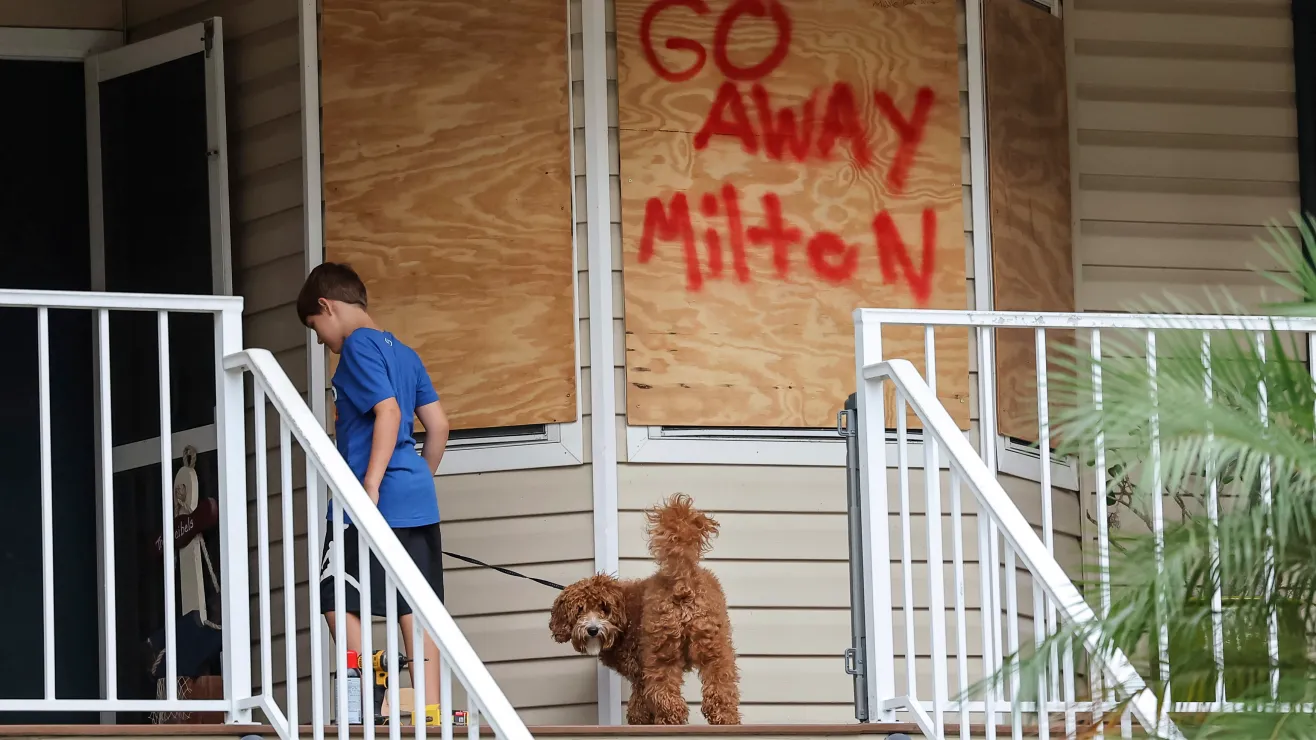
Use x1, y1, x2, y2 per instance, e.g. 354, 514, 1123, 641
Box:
328, 328, 440, 528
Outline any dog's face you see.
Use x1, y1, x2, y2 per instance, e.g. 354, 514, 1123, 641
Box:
549, 574, 628, 656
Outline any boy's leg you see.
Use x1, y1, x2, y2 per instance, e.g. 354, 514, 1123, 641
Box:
319, 523, 370, 698
399, 613, 442, 707
394, 523, 446, 715
324, 610, 365, 656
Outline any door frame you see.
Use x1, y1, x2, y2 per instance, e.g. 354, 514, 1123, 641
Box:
83, 19, 234, 722
0, 28, 120, 61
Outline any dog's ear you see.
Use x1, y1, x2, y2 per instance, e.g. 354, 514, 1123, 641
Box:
548, 591, 573, 643
604, 587, 628, 631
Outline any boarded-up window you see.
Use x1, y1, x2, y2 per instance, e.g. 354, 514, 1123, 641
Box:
617, 0, 970, 429
321, 0, 577, 430
985, 0, 1074, 444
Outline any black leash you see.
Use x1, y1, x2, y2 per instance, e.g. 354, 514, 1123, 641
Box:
442, 551, 566, 591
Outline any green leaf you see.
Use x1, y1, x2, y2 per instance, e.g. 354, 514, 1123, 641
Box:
982, 212, 1316, 736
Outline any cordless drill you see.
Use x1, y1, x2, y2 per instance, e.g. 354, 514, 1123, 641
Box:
370, 650, 412, 722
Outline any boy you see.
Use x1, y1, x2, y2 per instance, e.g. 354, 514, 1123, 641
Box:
297, 262, 450, 723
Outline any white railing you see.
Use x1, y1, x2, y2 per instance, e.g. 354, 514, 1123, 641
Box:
0, 289, 529, 740
853, 308, 1316, 739
230, 348, 531, 740
0, 289, 250, 718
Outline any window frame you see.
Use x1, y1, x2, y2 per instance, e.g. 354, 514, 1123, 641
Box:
304, 6, 586, 476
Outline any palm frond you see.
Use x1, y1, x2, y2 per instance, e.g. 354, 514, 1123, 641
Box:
980, 213, 1316, 736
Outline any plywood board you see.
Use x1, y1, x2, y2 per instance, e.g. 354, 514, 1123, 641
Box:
321, 0, 577, 430
616, 0, 970, 429
985, 0, 1074, 444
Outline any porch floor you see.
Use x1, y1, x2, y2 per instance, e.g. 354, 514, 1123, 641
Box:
0, 724, 926, 739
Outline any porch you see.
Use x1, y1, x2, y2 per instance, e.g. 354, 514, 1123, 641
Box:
0, 0, 1308, 738
9, 292, 1314, 740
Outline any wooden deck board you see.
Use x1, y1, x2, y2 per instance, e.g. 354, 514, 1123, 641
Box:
0, 724, 918, 738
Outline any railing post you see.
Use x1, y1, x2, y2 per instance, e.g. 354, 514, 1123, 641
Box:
214, 305, 252, 722
840, 395, 869, 722
853, 311, 896, 721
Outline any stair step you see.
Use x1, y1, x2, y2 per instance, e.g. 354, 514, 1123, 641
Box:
0, 724, 926, 740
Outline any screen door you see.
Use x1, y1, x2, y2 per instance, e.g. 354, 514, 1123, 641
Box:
84, 18, 232, 711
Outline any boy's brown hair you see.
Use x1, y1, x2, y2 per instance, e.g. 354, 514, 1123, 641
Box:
297, 262, 368, 326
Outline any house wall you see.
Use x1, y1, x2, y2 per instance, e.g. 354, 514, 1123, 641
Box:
55, 0, 1297, 727
228, 0, 1301, 726
1069, 0, 1300, 312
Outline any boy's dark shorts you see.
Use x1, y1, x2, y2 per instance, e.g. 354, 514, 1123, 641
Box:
319, 522, 444, 618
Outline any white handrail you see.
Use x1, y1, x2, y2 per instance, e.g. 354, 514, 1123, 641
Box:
225, 349, 532, 740
856, 307, 1316, 332
0, 289, 525, 738
861, 358, 1182, 739
853, 306, 1316, 735
0, 287, 243, 312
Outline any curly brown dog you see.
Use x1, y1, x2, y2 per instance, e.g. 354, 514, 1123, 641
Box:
549, 494, 740, 725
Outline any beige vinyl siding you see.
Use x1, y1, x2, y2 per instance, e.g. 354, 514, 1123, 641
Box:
430, 467, 599, 725
0, 1, 122, 28
615, 468, 1080, 724
1068, 0, 1306, 564
605, 0, 1083, 722
616, 466, 859, 724
1070, 0, 1300, 312
228, 463, 595, 724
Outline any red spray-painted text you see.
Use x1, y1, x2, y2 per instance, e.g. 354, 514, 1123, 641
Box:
635, 0, 944, 304
639, 184, 937, 303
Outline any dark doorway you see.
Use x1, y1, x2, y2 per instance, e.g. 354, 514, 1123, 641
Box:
0, 41, 224, 726
0, 58, 99, 725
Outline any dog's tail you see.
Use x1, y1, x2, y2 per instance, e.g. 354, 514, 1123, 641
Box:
646, 493, 719, 577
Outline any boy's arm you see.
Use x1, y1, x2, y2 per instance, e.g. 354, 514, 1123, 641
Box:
364, 398, 402, 505
415, 400, 450, 475
339, 336, 401, 507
